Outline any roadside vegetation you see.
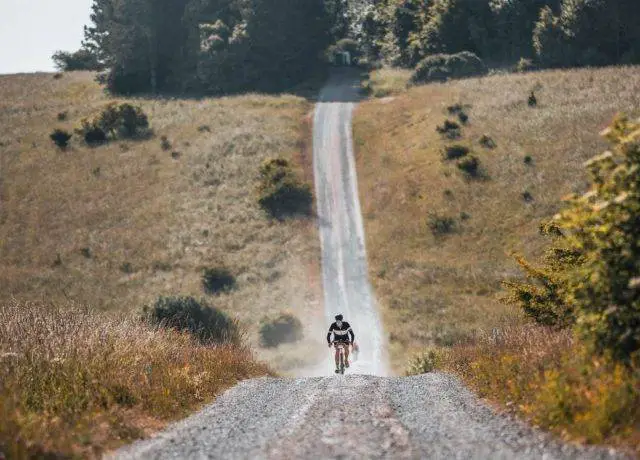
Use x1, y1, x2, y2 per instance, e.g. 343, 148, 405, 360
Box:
354, 66, 640, 451
0, 300, 271, 458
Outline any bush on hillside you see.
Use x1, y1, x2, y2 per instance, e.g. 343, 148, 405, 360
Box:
50, 129, 72, 149
428, 213, 456, 236
76, 103, 149, 144
257, 158, 312, 218
259, 313, 303, 348
443, 144, 469, 160
457, 155, 480, 177
504, 116, 640, 361
143, 296, 240, 345
202, 267, 236, 295
406, 347, 448, 375
411, 52, 488, 85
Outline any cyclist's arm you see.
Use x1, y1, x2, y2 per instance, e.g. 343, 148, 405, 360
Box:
327, 323, 334, 344
348, 327, 355, 343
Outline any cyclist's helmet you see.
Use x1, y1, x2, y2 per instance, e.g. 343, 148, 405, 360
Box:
335, 314, 343, 321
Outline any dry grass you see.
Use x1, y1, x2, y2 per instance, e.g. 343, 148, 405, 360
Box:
363, 67, 412, 98
353, 66, 640, 372
0, 72, 325, 372
0, 299, 271, 458
424, 325, 640, 454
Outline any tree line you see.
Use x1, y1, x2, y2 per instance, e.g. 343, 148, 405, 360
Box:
53, 0, 640, 94
347, 0, 640, 69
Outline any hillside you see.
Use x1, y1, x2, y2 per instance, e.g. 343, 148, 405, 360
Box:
354, 66, 640, 368
0, 72, 323, 370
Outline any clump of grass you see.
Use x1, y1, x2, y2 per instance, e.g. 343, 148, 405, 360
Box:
364, 67, 412, 97
144, 296, 240, 345
160, 135, 172, 151
443, 144, 469, 160
436, 119, 461, 139
202, 267, 236, 294
50, 129, 72, 149
457, 155, 480, 177
479, 134, 496, 149
56, 111, 68, 121
427, 325, 640, 450
406, 347, 448, 375
259, 313, 304, 348
524, 155, 533, 165
257, 158, 312, 219
0, 300, 269, 457
427, 213, 456, 236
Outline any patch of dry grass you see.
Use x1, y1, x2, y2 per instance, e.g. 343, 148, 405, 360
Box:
422, 325, 640, 453
0, 72, 324, 372
0, 300, 271, 458
363, 67, 412, 98
353, 66, 640, 372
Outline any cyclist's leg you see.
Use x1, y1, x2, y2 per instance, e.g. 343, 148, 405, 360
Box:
334, 345, 340, 368
344, 343, 350, 366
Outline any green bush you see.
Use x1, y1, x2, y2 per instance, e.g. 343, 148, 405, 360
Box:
411, 52, 488, 85
202, 267, 236, 295
406, 347, 448, 375
457, 155, 480, 177
76, 103, 149, 145
428, 213, 456, 236
259, 313, 303, 348
505, 116, 640, 361
257, 158, 312, 218
143, 296, 240, 345
50, 129, 72, 149
443, 144, 469, 160
436, 120, 461, 139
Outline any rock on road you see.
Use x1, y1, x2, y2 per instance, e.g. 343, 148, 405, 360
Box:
111, 72, 627, 460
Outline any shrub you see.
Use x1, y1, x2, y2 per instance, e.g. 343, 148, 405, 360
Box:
524, 155, 533, 165
427, 213, 456, 236
479, 134, 496, 149
202, 267, 236, 294
436, 119, 461, 139
516, 58, 537, 73
259, 313, 303, 348
505, 116, 640, 361
144, 296, 239, 345
52, 49, 102, 71
160, 136, 172, 151
56, 111, 68, 121
406, 347, 448, 375
50, 129, 72, 148
257, 158, 312, 218
76, 103, 149, 144
443, 144, 469, 160
411, 52, 488, 85
457, 155, 480, 177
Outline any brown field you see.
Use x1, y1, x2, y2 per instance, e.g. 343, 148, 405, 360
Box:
353, 66, 640, 371
0, 71, 325, 372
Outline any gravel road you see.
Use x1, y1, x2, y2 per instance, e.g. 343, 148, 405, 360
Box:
111, 72, 629, 460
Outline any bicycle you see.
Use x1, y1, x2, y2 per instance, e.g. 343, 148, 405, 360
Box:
331, 341, 349, 374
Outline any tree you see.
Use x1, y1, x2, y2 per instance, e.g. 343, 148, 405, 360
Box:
52, 49, 103, 71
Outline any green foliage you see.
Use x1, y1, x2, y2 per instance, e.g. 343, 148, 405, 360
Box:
259, 313, 303, 348
443, 144, 469, 160
406, 347, 448, 375
144, 296, 240, 345
76, 103, 149, 144
436, 119, 461, 139
202, 267, 236, 294
411, 52, 487, 84
457, 155, 480, 177
505, 116, 640, 361
50, 129, 72, 149
257, 158, 313, 219
427, 213, 456, 236
52, 48, 103, 71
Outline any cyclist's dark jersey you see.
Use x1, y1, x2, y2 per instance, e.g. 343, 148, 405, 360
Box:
327, 321, 355, 344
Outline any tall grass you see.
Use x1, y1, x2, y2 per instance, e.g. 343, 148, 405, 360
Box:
0, 300, 271, 458
427, 325, 640, 452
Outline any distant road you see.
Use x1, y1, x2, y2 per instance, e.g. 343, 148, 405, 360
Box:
110, 72, 626, 460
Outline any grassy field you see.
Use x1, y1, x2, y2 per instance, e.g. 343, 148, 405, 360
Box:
354, 65, 640, 450
0, 72, 325, 372
353, 66, 640, 370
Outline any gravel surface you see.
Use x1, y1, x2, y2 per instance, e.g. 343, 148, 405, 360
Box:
110, 72, 630, 460
111, 374, 626, 460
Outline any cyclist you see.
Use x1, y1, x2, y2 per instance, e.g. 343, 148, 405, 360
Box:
327, 314, 356, 373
